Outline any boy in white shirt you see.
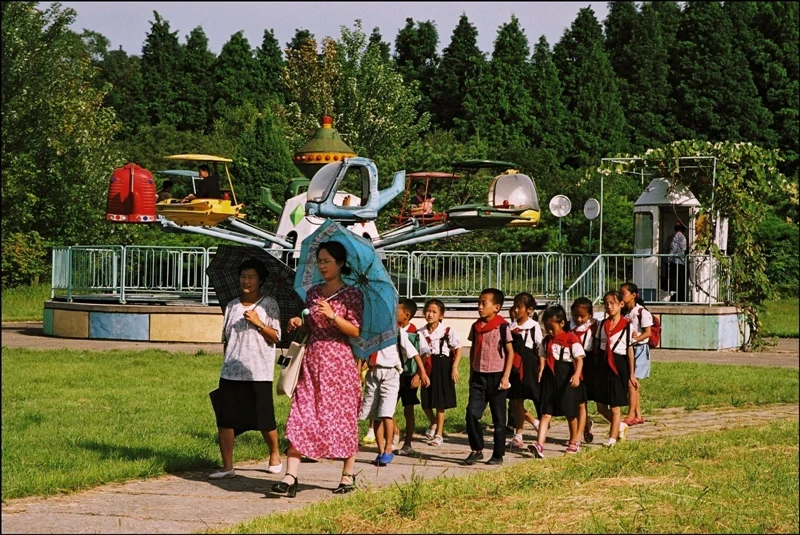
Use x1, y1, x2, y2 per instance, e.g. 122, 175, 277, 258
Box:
359, 325, 419, 466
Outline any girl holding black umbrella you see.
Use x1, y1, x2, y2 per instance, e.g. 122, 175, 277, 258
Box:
209, 259, 283, 479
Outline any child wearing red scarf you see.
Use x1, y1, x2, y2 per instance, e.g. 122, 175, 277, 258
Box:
593, 290, 639, 448
464, 289, 514, 466
529, 305, 586, 458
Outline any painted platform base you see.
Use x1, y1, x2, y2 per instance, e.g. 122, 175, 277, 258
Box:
43, 301, 748, 350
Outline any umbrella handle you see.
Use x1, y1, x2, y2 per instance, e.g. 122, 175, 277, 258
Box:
301, 308, 310, 323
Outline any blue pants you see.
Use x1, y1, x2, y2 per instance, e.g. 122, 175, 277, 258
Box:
465, 371, 508, 459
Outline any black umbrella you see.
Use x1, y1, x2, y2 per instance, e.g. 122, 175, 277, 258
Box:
206, 245, 304, 348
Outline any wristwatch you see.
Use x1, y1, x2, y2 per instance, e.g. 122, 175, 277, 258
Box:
331, 312, 338, 321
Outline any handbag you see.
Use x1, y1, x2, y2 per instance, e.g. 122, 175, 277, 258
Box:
276, 332, 308, 398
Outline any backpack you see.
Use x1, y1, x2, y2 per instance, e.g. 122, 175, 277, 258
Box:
640, 309, 661, 349
400, 329, 422, 376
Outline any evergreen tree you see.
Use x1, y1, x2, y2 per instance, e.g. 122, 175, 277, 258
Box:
530, 36, 569, 159
430, 14, 485, 131
287, 29, 314, 51
140, 11, 182, 126
212, 31, 261, 118
603, 1, 638, 88
176, 26, 215, 132
256, 29, 285, 104
98, 47, 148, 138
394, 18, 439, 115
619, 1, 680, 150
554, 7, 629, 166
368, 27, 391, 62
462, 15, 536, 150
669, 1, 771, 143
235, 106, 297, 227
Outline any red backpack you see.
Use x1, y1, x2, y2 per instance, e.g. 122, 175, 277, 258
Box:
640, 309, 661, 348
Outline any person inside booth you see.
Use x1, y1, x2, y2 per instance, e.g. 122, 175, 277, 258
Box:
182, 164, 222, 202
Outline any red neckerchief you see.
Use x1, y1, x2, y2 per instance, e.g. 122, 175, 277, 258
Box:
471, 315, 507, 366
603, 317, 629, 376
406, 323, 417, 333
545, 331, 576, 373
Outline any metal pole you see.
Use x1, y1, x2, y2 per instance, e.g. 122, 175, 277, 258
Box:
67, 247, 73, 302
558, 219, 562, 252
588, 220, 593, 254
599, 174, 604, 254
120, 246, 126, 304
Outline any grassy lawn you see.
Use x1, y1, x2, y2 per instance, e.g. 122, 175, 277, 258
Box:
1, 283, 51, 322
218, 419, 800, 534
2, 347, 798, 501
761, 297, 799, 338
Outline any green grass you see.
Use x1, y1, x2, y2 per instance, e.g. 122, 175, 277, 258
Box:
1, 283, 51, 322
1, 348, 798, 500
761, 297, 799, 338
218, 420, 800, 534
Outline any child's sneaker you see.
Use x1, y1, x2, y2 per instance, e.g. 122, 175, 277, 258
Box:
506, 435, 525, 450
396, 444, 417, 456
379, 452, 394, 466
424, 424, 437, 441
529, 443, 545, 459
565, 441, 581, 454
361, 429, 376, 445
428, 435, 443, 446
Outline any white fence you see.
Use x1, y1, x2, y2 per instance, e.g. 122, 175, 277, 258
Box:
51, 246, 731, 306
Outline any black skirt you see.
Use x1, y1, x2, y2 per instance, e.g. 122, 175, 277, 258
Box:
508, 346, 541, 405
210, 377, 276, 435
582, 350, 598, 402
421, 354, 457, 410
539, 360, 586, 419
593, 353, 630, 408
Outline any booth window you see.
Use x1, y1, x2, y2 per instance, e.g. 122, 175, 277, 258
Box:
634, 212, 653, 252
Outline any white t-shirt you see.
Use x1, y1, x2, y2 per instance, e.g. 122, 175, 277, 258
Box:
374, 328, 419, 369
625, 305, 653, 346
510, 318, 543, 349
221, 297, 281, 381
537, 334, 586, 363
597, 320, 631, 356
569, 319, 595, 352
419, 323, 461, 357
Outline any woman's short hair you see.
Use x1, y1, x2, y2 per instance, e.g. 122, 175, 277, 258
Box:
674, 221, 686, 232
238, 258, 267, 282
317, 241, 352, 275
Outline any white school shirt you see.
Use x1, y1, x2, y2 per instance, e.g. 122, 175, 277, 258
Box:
597, 321, 631, 356
569, 319, 595, 352
374, 329, 418, 369
510, 318, 543, 349
536, 334, 586, 363
625, 305, 653, 346
419, 323, 461, 357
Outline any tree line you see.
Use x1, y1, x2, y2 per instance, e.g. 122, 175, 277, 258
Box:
2, 1, 797, 298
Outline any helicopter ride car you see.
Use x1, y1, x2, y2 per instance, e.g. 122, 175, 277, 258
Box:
154, 154, 244, 227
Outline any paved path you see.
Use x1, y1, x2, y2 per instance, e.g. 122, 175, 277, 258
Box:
2, 403, 797, 534
3, 322, 798, 368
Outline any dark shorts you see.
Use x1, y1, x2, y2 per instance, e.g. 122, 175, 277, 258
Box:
398, 374, 420, 407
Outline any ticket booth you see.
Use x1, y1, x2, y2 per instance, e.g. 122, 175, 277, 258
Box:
633, 178, 729, 303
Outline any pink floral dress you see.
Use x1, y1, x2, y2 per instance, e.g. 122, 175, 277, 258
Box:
285, 284, 363, 459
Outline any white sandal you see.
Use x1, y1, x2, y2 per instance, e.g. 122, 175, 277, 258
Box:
424, 424, 437, 441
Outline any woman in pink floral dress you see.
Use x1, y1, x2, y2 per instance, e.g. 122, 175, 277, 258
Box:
273, 241, 363, 497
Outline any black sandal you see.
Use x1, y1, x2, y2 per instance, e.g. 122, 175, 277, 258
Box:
272, 474, 298, 498
333, 472, 356, 494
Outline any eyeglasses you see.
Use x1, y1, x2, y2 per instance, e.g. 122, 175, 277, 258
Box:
316, 259, 336, 266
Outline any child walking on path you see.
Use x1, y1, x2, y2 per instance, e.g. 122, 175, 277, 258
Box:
620, 282, 652, 426
506, 292, 543, 451
569, 297, 597, 445
418, 299, 462, 447
393, 299, 430, 456
593, 290, 639, 448
359, 316, 419, 466
530, 305, 586, 458
464, 289, 514, 466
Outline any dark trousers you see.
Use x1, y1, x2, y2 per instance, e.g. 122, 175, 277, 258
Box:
466, 371, 508, 459
668, 262, 687, 302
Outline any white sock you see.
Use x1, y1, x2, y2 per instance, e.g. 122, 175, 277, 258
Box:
607, 437, 617, 445
366, 428, 375, 438
619, 422, 628, 432
514, 433, 523, 441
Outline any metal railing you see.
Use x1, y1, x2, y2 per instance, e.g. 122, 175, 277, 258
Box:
410, 251, 499, 300
51, 245, 732, 307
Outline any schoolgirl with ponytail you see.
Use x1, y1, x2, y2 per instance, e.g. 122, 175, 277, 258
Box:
619, 282, 653, 427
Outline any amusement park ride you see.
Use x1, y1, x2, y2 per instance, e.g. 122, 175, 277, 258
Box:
105, 116, 541, 252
